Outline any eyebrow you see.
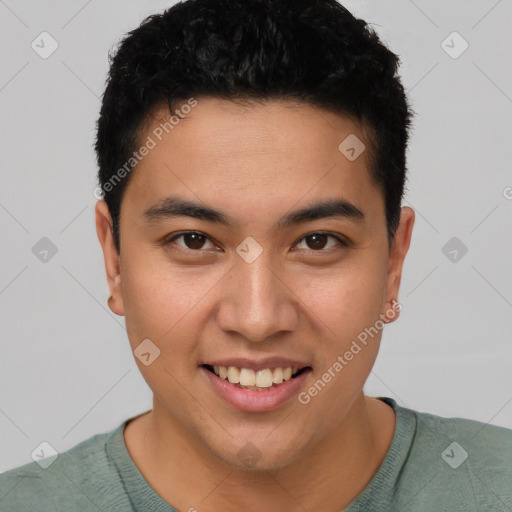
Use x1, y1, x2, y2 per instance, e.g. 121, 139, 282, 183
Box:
143, 195, 364, 230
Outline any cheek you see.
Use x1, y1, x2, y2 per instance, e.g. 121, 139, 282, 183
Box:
294, 266, 386, 424
119, 258, 211, 403
298, 258, 388, 338
120, 253, 222, 351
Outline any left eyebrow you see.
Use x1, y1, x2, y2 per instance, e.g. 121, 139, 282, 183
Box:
275, 198, 364, 231
142, 195, 365, 230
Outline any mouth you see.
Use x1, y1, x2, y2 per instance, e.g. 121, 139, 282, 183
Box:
200, 362, 313, 412
201, 364, 311, 391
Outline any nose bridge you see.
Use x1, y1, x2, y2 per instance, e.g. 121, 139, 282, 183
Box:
217, 251, 298, 342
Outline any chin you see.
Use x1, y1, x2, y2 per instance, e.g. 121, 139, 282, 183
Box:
204, 429, 308, 472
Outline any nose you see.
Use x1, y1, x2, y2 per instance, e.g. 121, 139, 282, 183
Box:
216, 256, 300, 342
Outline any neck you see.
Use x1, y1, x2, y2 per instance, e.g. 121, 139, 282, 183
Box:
124, 392, 395, 511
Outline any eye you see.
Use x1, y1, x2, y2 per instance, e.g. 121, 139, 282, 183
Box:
293, 232, 348, 252
165, 231, 219, 251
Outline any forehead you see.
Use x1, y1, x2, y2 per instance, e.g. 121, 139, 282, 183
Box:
122, 97, 383, 225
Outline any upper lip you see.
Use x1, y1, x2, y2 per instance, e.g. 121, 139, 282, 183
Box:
201, 357, 311, 372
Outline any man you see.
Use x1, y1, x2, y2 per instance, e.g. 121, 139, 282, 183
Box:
1, 0, 511, 511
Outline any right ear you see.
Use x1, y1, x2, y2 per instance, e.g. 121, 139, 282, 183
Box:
95, 200, 125, 316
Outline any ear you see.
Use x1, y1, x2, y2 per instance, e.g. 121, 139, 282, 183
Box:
382, 206, 415, 323
95, 200, 125, 316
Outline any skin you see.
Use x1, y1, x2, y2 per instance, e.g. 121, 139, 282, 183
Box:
95, 97, 415, 511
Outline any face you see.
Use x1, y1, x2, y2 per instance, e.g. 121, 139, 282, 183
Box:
96, 97, 414, 470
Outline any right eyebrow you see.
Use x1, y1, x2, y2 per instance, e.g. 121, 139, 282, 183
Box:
143, 196, 236, 227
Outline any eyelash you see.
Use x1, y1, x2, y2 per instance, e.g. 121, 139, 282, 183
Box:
163, 231, 349, 253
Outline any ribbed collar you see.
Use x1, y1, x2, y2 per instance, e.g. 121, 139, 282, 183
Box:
106, 410, 178, 512
343, 397, 417, 511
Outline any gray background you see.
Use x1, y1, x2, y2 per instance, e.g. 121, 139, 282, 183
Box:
0, 0, 511, 473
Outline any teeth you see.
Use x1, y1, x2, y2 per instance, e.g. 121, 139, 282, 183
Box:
273, 367, 283, 384
210, 365, 303, 388
227, 366, 240, 384
255, 369, 273, 388
239, 368, 255, 386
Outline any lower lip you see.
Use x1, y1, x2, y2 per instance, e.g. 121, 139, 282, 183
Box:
200, 367, 312, 413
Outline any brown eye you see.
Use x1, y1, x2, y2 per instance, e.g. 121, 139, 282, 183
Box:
294, 232, 346, 251
182, 233, 207, 250
306, 234, 329, 250
166, 231, 217, 251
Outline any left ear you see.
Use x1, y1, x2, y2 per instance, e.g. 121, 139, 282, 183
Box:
382, 206, 415, 323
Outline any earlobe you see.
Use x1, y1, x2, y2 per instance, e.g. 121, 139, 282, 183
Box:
382, 298, 403, 323
95, 200, 125, 316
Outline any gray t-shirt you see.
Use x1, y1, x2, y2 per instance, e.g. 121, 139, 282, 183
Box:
1, 397, 511, 511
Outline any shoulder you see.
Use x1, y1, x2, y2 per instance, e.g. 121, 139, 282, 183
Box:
396, 405, 512, 511
0, 423, 131, 512
412, 407, 512, 468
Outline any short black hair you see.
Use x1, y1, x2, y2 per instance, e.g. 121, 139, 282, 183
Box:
95, 0, 414, 253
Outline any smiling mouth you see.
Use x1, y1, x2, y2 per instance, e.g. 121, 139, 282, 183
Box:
201, 364, 312, 391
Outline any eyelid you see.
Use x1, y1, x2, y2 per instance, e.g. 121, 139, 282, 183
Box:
163, 230, 350, 252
